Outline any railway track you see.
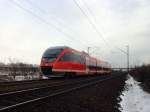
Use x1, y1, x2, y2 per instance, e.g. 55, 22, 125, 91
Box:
0, 75, 96, 87
0, 74, 124, 112
0, 76, 105, 93
0, 78, 61, 86
0, 78, 66, 93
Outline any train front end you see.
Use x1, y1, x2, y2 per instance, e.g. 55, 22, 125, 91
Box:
40, 47, 64, 78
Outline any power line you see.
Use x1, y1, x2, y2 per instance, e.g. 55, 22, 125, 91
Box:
25, 0, 45, 14
10, 0, 127, 58
77, 0, 130, 56
25, 0, 93, 47
81, 0, 97, 23
9, 0, 88, 48
72, 0, 111, 50
80, 0, 105, 37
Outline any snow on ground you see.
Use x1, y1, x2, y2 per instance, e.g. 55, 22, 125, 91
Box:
119, 75, 150, 112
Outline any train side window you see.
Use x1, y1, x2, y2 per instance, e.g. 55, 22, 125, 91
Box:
59, 52, 74, 61
73, 53, 86, 64
80, 56, 86, 64
59, 53, 67, 61
59, 52, 86, 64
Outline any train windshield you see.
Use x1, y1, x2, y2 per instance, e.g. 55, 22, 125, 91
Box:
43, 49, 63, 62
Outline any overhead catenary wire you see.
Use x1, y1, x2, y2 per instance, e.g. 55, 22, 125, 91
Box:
25, 0, 82, 38
80, 0, 97, 23
72, 0, 112, 51
25, 0, 98, 48
80, 0, 106, 37
9, 0, 88, 48
78, 0, 131, 65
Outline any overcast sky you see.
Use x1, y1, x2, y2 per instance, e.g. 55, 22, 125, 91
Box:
0, 0, 150, 67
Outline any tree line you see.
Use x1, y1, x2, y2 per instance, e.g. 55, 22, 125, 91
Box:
0, 62, 42, 81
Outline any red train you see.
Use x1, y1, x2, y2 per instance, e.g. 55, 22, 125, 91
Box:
40, 46, 111, 77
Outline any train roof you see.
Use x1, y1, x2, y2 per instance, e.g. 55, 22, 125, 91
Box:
48, 46, 81, 52
47, 46, 68, 50
47, 46, 110, 65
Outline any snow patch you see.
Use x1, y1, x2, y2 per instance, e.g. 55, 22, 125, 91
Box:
119, 75, 150, 112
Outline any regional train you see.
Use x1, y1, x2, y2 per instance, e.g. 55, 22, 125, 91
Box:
40, 46, 111, 78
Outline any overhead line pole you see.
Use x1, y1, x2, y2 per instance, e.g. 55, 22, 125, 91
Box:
118, 45, 129, 74
126, 45, 129, 74
87, 47, 91, 55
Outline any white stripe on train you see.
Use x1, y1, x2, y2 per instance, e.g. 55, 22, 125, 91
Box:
52, 69, 109, 73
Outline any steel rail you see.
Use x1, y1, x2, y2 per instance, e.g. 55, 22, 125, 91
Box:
0, 76, 101, 94
0, 76, 102, 110
0, 80, 65, 96
0, 78, 66, 94
0, 77, 93, 97
0, 78, 62, 86
0, 74, 124, 112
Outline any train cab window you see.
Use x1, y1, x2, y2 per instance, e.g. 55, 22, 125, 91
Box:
43, 49, 63, 62
43, 49, 62, 57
